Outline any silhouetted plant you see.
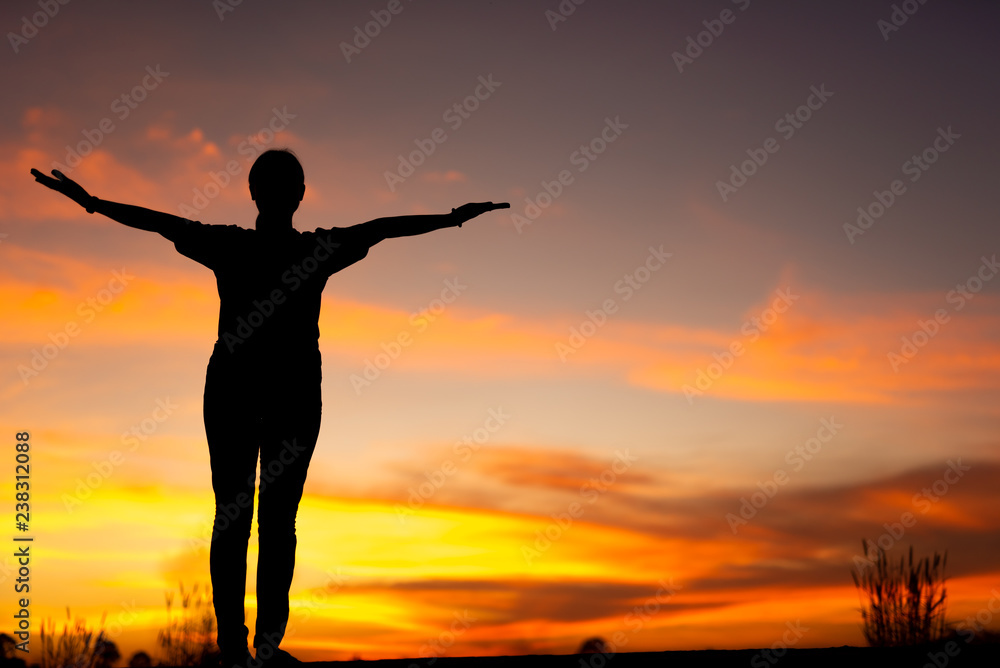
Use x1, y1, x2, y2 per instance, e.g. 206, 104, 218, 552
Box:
92, 638, 120, 668
577, 636, 609, 653
1, 632, 27, 668
156, 582, 219, 667
851, 540, 948, 646
126, 651, 152, 668
39, 608, 110, 668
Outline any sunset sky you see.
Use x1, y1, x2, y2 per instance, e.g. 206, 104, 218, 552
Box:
2, 0, 1000, 662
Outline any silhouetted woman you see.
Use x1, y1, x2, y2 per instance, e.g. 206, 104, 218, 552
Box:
32, 149, 508, 668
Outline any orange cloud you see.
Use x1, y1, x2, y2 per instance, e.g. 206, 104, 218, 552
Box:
6, 227, 1000, 408
631, 288, 1000, 404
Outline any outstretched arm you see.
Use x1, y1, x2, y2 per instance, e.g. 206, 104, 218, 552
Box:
347, 201, 510, 246
31, 168, 192, 240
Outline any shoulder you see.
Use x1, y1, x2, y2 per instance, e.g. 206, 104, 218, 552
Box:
306, 225, 350, 238
202, 222, 249, 235
171, 222, 249, 267
175, 221, 249, 243
300, 226, 371, 275
305, 226, 362, 249
307, 224, 378, 249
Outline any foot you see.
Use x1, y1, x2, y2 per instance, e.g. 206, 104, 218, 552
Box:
257, 646, 302, 667
220, 647, 254, 668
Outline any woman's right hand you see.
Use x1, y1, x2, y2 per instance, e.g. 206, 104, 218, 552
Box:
451, 201, 510, 226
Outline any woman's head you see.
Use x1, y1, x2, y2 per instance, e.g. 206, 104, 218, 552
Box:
249, 148, 305, 218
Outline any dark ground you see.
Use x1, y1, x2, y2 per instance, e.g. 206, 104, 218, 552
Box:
305, 643, 1000, 668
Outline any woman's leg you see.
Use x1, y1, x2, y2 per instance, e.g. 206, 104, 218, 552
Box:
204, 361, 260, 660
253, 364, 321, 654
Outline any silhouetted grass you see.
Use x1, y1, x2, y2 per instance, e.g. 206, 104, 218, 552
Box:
851, 540, 948, 647
39, 608, 115, 668
156, 582, 218, 667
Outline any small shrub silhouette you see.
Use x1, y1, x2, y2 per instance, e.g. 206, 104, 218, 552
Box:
577, 636, 609, 653
851, 540, 948, 647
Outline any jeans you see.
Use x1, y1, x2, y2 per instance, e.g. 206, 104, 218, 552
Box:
203, 346, 322, 654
